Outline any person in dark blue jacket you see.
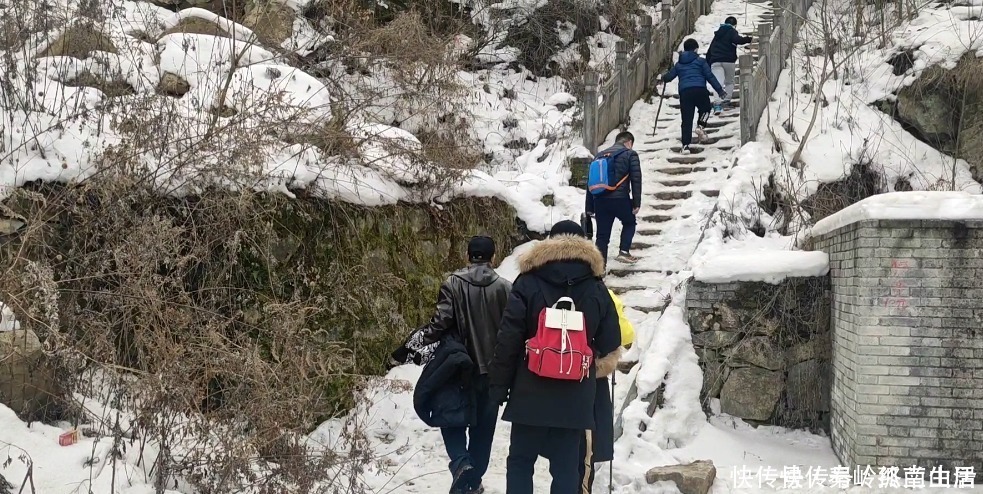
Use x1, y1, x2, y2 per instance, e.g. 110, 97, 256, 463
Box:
661, 38, 726, 153
706, 17, 753, 112
585, 131, 643, 267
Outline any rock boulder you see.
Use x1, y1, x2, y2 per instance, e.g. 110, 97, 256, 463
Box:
646, 460, 717, 494
787, 359, 831, 412
725, 336, 784, 371
720, 367, 784, 421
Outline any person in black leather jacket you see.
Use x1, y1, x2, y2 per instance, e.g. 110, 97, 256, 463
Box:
391, 235, 512, 494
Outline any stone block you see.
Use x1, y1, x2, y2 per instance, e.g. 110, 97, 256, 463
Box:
720, 367, 784, 421
788, 359, 831, 412
724, 336, 784, 370
0, 329, 61, 419
646, 460, 716, 494
692, 331, 739, 349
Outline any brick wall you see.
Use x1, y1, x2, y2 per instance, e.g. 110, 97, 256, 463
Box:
810, 219, 983, 472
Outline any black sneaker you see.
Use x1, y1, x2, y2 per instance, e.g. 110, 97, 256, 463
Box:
468, 484, 485, 494
450, 464, 473, 493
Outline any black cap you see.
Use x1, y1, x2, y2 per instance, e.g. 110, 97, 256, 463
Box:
468, 235, 495, 262
725, 16, 737, 25
549, 220, 586, 238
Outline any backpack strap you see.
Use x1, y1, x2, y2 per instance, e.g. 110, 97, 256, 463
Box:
532, 273, 595, 309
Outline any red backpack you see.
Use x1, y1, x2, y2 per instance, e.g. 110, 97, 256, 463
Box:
526, 296, 594, 381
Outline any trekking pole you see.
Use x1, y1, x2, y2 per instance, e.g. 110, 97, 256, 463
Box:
609, 371, 616, 493
650, 81, 665, 136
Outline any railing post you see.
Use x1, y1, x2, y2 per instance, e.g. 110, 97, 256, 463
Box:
616, 40, 629, 128
662, 2, 672, 41
739, 54, 754, 144
772, 3, 785, 60
583, 73, 598, 154
641, 15, 653, 83
758, 23, 773, 89
684, 0, 690, 33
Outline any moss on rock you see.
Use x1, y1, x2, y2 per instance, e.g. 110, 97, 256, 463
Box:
1, 183, 519, 419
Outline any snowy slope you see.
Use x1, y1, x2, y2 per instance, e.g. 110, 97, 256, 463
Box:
0, 0, 606, 231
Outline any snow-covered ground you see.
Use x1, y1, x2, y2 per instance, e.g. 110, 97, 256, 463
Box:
0, 0, 601, 230
5, 0, 983, 490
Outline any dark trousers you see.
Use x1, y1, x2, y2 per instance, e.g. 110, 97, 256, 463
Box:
594, 197, 636, 263
680, 87, 712, 146
441, 374, 499, 490
506, 424, 581, 494
578, 431, 597, 493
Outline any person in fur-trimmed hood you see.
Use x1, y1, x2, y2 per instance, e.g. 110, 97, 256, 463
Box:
489, 220, 621, 494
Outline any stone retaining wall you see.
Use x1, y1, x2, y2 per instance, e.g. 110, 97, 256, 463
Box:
687, 277, 831, 431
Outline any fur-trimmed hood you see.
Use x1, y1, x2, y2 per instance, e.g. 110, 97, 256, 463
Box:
519, 235, 605, 277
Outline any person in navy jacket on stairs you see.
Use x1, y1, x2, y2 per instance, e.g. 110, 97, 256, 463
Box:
661, 38, 726, 154
706, 17, 753, 112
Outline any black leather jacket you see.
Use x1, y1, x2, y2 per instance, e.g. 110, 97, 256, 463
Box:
401, 263, 512, 374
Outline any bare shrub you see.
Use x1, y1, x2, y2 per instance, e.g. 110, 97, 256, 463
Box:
504, 0, 602, 76
0, 178, 397, 493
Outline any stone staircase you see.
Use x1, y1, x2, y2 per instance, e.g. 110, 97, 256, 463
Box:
601, 0, 776, 439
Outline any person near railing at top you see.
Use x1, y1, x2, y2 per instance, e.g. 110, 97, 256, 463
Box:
660, 38, 726, 154
706, 16, 753, 114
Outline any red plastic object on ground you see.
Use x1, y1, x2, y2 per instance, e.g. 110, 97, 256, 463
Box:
58, 429, 79, 446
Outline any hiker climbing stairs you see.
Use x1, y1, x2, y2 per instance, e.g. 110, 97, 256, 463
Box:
600, 0, 773, 319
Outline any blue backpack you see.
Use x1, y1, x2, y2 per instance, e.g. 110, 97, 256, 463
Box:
587, 149, 630, 195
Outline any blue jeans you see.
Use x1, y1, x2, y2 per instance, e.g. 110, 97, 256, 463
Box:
441, 374, 498, 490
594, 197, 636, 262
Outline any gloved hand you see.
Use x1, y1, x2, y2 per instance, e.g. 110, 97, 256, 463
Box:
489, 385, 509, 406
718, 91, 728, 100
390, 346, 412, 366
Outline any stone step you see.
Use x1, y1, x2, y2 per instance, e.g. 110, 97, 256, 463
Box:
648, 203, 678, 211
610, 285, 650, 295
607, 268, 665, 278
701, 190, 720, 197
636, 228, 663, 236
653, 190, 692, 201
658, 180, 692, 187
667, 156, 705, 164
631, 242, 654, 250
703, 120, 731, 129
696, 136, 732, 145
669, 145, 704, 154
640, 214, 673, 223
659, 166, 708, 175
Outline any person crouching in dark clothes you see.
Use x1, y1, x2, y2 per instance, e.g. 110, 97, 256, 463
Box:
393, 236, 512, 494
488, 220, 622, 494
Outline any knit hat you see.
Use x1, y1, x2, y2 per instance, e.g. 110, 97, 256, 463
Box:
468, 235, 496, 262
549, 220, 586, 238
